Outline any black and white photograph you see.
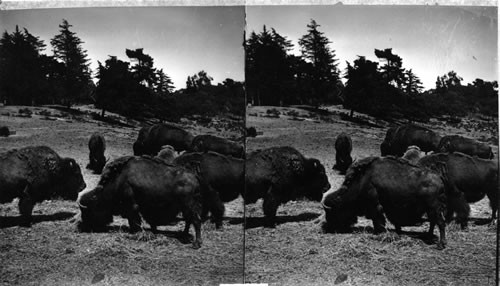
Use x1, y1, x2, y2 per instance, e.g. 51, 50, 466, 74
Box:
244, 4, 498, 285
0, 4, 246, 285
0, 1, 498, 286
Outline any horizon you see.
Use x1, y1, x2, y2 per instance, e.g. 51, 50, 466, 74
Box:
246, 5, 498, 90
0, 6, 245, 90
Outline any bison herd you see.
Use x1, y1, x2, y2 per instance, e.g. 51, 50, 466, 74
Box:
0, 122, 497, 250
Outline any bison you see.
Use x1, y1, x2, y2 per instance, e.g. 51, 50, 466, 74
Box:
417, 152, 498, 229
322, 156, 447, 249
173, 151, 244, 228
244, 146, 331, 227
133, 123, 194, 156
191, 134, 244, 158
0, 126, 9, 137
381, 124, 441, 157
402, 145, 425, 164
86, 133, 106, 174
333, 132, 353, 174
437, 135, 493, 159
246, 127, 257, 138
76, 156, 203, 248
0, 146, 86, 226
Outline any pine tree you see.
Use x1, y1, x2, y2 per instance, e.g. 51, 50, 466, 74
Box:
50, 19, 92, 107
0, 26, 51, 105
298, 19, 341, 105
403, 69, 423, 96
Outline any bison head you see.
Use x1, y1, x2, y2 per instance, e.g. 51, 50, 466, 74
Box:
57, 158, 86, 200
301, 158, 331, 202
76, 186, 113, 232
321, 187, 358, 233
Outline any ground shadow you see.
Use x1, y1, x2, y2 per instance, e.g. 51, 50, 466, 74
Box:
228, 212, 320, 229
106, 224, 195, 245
0, 211, 76, 228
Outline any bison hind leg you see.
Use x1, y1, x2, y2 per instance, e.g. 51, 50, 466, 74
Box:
18, 194, 35, 227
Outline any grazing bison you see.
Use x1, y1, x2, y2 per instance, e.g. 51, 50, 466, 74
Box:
76, 156, 203, 248
333, 132, 353, 174
133, 123, 193, 155
0, 126, 9, 137
246, 127, 257, 137
417, 152, 498, 229
437, 135, 493, 159
86, 133, 106, 174
381, 124, 441, 157
322, 156, 447, 249
245, 146, 331, 227
402, 145, 425, 164
191, 134, 244, 158
0, 146, 86, 226
155, 145, 178, 164
173, 151, 244, 228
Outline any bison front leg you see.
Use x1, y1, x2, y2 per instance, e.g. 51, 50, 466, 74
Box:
18, 193, 35, 227
125, 204, 142, 233
207, 187, 225, 229
263, 190, 279, 228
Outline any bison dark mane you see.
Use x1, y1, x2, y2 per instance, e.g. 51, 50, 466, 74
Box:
342, 156, 379, 188
97, 156, 135, 188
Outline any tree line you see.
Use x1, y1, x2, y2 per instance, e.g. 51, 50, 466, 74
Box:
0, 19, 244, 121
246, 20, 498, 120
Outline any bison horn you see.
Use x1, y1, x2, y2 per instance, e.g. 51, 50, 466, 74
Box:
77, 199, 88, 209
321, 200, 332, 210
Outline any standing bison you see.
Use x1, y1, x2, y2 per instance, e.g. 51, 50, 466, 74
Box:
86, 133, 106, 174
417, 152, 498, 229
322, 156, 447, 249
381, 124, 441, 157
437, 135, 493, 159
173, 151, 244, 228
76, 156, 203, 249
0, 146, 86, 226
191, 134, 244, 158
133, 123, 194, 155
333, 132, 353, 174
245, 146, 331, 227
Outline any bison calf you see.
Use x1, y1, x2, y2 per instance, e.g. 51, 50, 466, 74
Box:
0, 146, 86, 226
77, 156, 203, 249
322, 156, 447, 249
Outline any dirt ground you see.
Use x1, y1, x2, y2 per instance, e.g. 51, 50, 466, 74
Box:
244, 105, 498, 285
0, 104, 498, 285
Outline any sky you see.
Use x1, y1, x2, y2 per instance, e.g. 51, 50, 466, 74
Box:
246, 5, 498, 90
0, 6, 245, 90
